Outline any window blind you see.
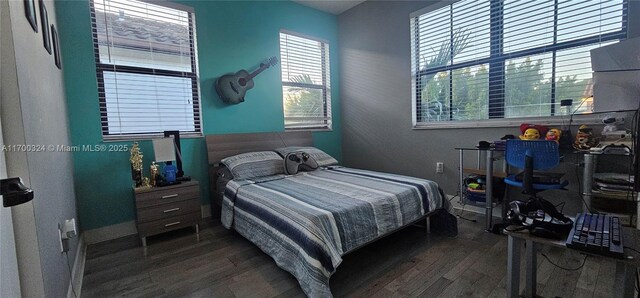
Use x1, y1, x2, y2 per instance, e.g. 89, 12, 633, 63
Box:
91, 0, 200, 138
280, 31, 331, 130
412, 0, 627, 124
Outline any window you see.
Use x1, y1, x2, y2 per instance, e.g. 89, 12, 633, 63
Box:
279, 31, 331, 130
90, 0, 200, 139
411, 0, 627, 126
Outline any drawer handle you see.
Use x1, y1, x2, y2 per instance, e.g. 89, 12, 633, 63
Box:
161, 194, 179, 199
164, 221, 181, 227
163, 208, 180, 213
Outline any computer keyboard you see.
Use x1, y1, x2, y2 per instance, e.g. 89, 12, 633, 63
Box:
566, 213, 624, 259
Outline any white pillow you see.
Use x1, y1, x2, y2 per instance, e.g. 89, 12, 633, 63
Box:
221, 151, 284, 179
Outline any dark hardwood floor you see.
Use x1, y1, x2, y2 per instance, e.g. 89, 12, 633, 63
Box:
81, 213, 620, 297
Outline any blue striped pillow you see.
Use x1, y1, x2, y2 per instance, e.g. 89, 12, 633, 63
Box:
274, 147, 338, 167
221, 151, 284, 179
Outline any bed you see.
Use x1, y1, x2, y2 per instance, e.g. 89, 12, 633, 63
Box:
206, 132, 455, 297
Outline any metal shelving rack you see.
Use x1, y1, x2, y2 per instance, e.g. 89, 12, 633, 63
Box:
456, 147, 509, 230
582, 152, 639, 228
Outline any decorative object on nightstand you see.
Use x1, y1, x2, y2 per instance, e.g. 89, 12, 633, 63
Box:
150, 162, 159, 187
163, 130, 191, 182
142, 177, 151, 188
129, 142, 144, 187
134, 180, 201, 247
153, 138, 178, 185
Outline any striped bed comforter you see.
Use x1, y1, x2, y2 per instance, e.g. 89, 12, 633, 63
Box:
221, 167, 447, 297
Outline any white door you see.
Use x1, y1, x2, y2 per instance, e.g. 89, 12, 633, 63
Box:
0, 120, 21, 298
0, 1, 22, 294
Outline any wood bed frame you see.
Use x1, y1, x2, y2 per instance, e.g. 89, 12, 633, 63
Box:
204, 131, 433, 234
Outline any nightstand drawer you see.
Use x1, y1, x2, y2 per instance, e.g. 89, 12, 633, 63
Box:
133, 180, 200, 245
137, 198, 200, 223
136, 184, 199, 208
137, 212, 200, 237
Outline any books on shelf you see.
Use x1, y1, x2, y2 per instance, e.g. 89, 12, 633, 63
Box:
591, 172, 636, 201
590, 172, 636, 221
593, 172, 634, 185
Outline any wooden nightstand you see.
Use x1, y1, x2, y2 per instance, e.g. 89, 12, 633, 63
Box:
134, 180, 201, 246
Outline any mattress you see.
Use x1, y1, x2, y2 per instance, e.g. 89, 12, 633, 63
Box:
221, 167, 448, 297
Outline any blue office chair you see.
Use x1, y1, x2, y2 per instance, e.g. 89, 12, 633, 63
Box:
501, 140, 573, 239
504, 140, 568, 197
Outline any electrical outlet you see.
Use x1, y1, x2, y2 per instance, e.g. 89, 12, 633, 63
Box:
436, 162, 444, 174
57, 218, 76, 253
62, 218, 77, 239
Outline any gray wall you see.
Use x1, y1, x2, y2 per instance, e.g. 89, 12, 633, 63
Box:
338, 0, 640, 215
1, 1, 79, 297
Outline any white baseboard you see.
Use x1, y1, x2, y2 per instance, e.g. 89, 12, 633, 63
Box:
83, 221, 137, 245
67, 234, 86, 298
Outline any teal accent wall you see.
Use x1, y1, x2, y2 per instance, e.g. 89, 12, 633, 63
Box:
55, 0, 341, 230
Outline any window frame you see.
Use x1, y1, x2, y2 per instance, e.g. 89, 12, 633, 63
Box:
411, 0, 628, 129
279, 30, 332, 131
89, 0, 202, 141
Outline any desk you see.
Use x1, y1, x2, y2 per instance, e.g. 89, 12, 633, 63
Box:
505, 226, 640, 298
455, 147, 508, 230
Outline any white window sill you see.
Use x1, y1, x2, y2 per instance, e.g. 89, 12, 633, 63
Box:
102, 132, 203, 142
412, 114, 605, 130
285, 127, 333, 132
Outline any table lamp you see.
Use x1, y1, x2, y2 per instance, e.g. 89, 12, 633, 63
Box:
153, 138, 177, 184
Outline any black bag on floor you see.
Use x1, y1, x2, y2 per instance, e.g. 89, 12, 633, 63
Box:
430, 188, 458, 237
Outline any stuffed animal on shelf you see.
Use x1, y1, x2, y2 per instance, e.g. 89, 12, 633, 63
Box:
573, 125, 598, 150
545, 128, 562, 143
519, 123, 548, 140
520, 128, 541, 140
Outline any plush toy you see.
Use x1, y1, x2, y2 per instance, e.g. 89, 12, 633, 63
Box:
520, 128, 541, 140
601, 115, 626, 135
545, 128, 562, 143
573, 125, 598, 150
519, 123, 548, 140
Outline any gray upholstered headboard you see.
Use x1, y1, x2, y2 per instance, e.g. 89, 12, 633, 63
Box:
205, 131, 313, 208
